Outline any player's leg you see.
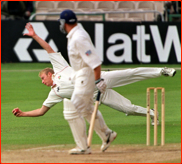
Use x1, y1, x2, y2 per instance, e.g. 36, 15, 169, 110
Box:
71, 68, 95, 112
82, 99, 117, 152
101, 89, 157, 124
67, 68, 95, 154
102, 67, 175, 88
63, 98, 91, 155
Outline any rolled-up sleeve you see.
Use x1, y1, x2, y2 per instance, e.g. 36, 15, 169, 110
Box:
43, 90, 63, 108
48, 52, 70, 73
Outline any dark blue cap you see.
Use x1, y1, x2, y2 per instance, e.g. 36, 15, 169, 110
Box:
60, 9, 77, 24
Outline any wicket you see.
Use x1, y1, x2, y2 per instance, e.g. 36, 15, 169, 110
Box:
146, 87, 165, 146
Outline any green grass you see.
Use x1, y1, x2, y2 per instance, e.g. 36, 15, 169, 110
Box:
1, 63, 181, 150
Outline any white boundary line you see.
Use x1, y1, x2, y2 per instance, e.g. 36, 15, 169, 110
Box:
1, 69, 42, 72
5, 145, 65, 152
24, 145, 62, 151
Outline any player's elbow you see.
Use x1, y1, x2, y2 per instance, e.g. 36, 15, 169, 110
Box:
39, 110, 47, 116
39, 112, 45, 116
39, 106, 49, 116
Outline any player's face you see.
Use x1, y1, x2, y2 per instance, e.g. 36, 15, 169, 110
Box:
59, 19, 66, 34
40, 72, 53, 87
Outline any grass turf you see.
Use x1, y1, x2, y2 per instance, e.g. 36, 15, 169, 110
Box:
1, 63, 181, 150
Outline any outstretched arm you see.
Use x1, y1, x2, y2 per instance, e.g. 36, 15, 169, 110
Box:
12, 105, 50, 117
24, 22, 55, 53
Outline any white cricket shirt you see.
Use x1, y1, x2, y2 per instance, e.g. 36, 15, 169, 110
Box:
66, 24, 101, 71
43, 52, 74, 108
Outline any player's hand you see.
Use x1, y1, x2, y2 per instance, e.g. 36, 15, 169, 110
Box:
23, 22, 36, 37
95, 79, 107, 93
12, 108, 22, 117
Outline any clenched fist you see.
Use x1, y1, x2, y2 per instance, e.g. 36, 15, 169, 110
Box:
12, 108, 22, 117
95, 78, 107, 93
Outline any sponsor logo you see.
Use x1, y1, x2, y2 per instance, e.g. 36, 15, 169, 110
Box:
14, 22, 58, 62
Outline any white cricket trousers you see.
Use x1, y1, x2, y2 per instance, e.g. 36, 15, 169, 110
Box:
71, 67, 95, 112
66, 67, 96, 150
100, 67, 163, 117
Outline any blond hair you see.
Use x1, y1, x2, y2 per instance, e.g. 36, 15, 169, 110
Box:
39, 68, 54, 77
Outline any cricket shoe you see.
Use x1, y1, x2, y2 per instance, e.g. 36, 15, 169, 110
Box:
161, 67, 176, 77
101, 131, 117, 152
151, 109, 159, 126
69, 147, 91, 155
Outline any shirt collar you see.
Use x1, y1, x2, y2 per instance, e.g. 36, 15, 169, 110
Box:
51, 82, 56, 88
51, 74, 56, 88
66, 24, 79, 39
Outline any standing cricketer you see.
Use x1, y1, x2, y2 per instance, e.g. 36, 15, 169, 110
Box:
58, 9, 111, 154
